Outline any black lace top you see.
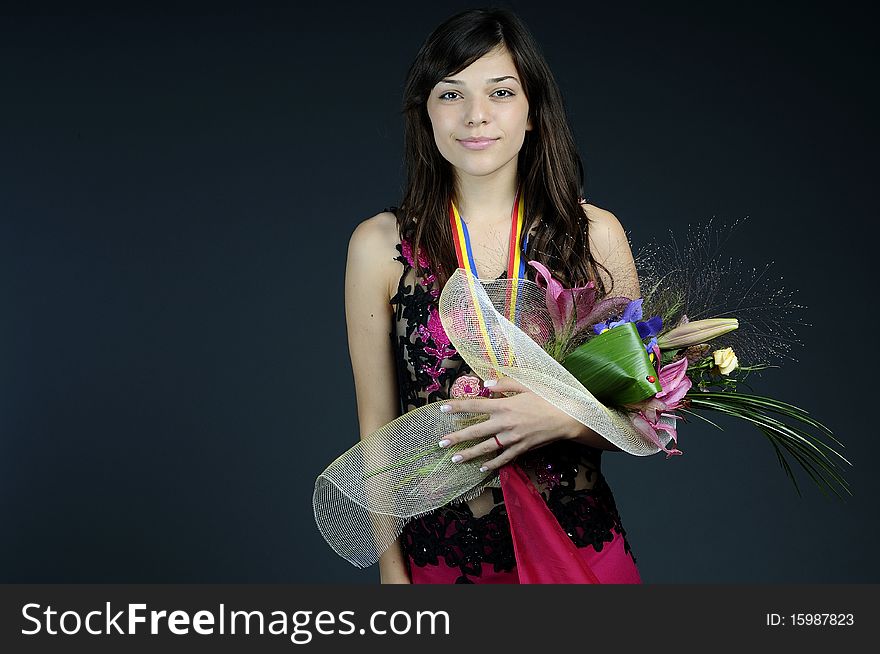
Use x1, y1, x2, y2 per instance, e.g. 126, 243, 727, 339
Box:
386, 210, 635, 583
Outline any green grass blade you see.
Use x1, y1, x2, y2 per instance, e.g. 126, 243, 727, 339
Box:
688, 391, 840, 444
764, 428, 802, 498
688, 396, 851, 468
685, 397, 852, 498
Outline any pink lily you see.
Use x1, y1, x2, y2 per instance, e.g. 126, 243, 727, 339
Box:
528, 260, 630, 336
630, 412, 683, 458
624, 356, 692, 457
655, 356, 691, 409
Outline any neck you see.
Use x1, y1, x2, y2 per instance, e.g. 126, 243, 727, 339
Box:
453, 165, 519, 228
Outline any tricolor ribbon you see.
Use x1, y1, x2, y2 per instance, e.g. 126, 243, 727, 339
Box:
448, 184, 529, 370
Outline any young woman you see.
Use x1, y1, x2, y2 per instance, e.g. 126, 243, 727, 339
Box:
344, 8, 643, 584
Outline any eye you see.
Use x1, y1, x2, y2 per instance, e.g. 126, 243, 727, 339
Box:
492, 89, 515, 98
439, 91, 460, 101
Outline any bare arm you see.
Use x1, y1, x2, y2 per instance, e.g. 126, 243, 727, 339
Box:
344, 213, 411, 584
585, 203, 641, 301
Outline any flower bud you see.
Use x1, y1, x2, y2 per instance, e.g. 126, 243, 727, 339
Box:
656, 318, 738, 349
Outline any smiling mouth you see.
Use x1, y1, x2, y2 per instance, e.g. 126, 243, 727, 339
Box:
457, 138, 499, 150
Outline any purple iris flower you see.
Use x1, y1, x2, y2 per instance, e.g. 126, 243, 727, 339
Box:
593, 298, 663, 351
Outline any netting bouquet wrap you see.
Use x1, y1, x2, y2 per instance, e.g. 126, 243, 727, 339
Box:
313, 266, 675, 571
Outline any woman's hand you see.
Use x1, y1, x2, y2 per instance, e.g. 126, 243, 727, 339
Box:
437, 376, 587, 472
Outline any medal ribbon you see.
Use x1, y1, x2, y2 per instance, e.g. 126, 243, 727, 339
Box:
448, 183, 529, 371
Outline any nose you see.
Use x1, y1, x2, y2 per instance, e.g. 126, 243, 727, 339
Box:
466, 95, 490, 126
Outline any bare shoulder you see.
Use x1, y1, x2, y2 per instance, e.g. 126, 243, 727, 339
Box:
348, 210, 402, 301
580, 202, 631, 254
579, 202, 641, 298
581, 202, 627, 232
351, 210, 399, 245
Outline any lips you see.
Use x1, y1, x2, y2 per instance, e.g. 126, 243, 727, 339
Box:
458, 137, 499, 150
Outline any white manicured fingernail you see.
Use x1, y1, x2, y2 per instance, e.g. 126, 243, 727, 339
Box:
440, 404, 451, 412
438, 439, 450, 448
451, 454, 463, 463
484, 379, 497, 387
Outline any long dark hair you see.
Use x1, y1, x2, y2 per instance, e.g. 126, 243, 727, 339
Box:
396, 7, 614, 295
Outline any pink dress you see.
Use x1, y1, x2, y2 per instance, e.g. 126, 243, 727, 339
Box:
388, 223, 642, 584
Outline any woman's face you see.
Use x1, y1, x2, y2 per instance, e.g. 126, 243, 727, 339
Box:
426, 46, 532, 182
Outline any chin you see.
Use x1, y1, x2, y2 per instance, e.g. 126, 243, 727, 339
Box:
450, 159, 507, 177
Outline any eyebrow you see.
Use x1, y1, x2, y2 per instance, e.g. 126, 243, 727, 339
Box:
438, 76, 520, 86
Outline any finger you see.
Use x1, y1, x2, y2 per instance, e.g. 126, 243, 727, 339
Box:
450, 433, 512, 464
485, 375, 529, 395
477, 443, 521, 472
439, 396, 496, 416
480, 443, 520, 472
438, 418, 495, 448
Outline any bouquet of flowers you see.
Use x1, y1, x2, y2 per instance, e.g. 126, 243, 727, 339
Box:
313, 219, 850, 569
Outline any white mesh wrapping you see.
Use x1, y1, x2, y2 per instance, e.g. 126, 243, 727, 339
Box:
313, 269, 674, 568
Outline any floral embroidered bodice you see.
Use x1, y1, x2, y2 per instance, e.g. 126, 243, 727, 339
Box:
386, 211, 635, 582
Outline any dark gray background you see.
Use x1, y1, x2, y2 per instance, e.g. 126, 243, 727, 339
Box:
1, 1, 876, 583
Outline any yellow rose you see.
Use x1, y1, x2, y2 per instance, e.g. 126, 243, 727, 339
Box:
712, 347, 739, 375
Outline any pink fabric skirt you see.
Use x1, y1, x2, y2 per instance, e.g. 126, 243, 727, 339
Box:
407, 528, 642, 584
